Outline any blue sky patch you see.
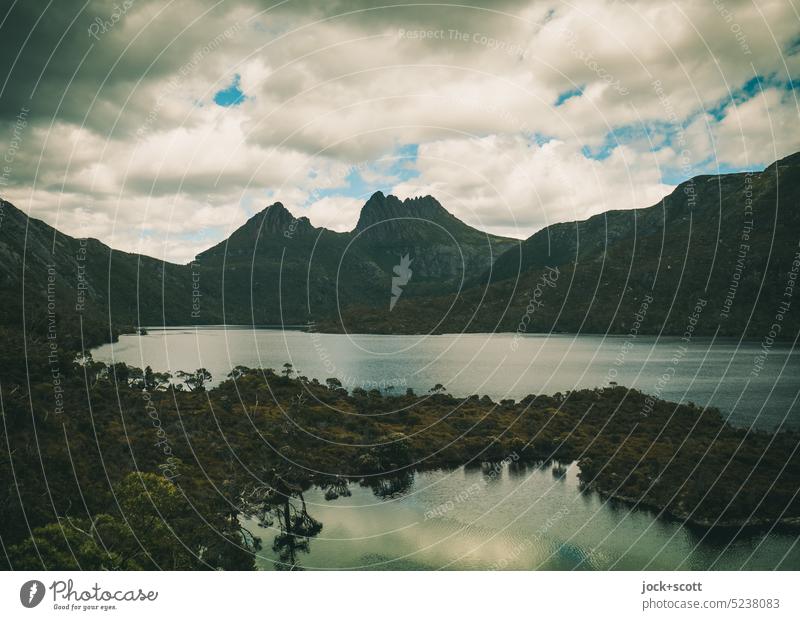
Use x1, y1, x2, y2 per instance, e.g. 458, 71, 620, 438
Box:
304, 144, 420, 206
528, 132, 555, 146
659, 158, 762, 185
214, 74, 246, 107
786, 34, 800, 56
554, 86, 583, 107
706, 74, 797, 121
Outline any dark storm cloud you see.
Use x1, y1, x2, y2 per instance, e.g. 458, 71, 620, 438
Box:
0, 0, 246, 133
0, 0, 541, 128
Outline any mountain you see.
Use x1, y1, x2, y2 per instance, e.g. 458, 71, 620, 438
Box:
187, 192, 517, 325
0, 199, 206, 348
352, 192, 517, 288
192, 202, 373, 324
0, 191, 516, 338
3, 153, 799, 343
323, 152, 800, 339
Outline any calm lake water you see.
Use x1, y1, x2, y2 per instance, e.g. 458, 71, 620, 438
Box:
242, 463, 800, 570
91, 328, 800, 570
92, 327, 800, 431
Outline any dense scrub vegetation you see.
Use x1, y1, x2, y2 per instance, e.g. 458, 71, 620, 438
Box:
2, 324, 799, 570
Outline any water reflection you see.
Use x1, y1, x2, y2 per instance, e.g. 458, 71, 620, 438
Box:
241, 462, 800, 570
362, 471, 415, 499
240, 470, 323, 571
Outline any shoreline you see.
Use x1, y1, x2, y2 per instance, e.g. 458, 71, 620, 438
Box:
117, 323, 790, 345
585, 483, 800, 532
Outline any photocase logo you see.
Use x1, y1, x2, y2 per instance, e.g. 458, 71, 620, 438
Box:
390, 254, 413, 311
20, 580, 45, 608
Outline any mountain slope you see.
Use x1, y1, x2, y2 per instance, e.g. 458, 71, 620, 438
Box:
0, 199, 206, 347
3, 153, 798, 342
191, 193, 517, 323
0, 192, 516, 337
192, 201, 380, 324
323, 152, 800, 339
352, 192, 517, 292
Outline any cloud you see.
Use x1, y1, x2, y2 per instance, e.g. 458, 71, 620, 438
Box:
303, 195, 364, 232
0, 0, 797, 262
695, 86, 799, 168
390, 135, 673, 238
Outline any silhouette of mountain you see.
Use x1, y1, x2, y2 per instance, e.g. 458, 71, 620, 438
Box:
324, 152, 800, 339
0, 199, 200, 347
0, 191, 515, 339
352, 192, 517, 287
3, 152, 799, 343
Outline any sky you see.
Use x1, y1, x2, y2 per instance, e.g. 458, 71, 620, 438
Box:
0, 0, 797, 263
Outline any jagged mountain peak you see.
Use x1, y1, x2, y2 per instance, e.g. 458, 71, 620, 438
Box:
354, 192, 453, 234
195, 201, 313, 260
262, 200, 287, 213
258, 201, 293, 227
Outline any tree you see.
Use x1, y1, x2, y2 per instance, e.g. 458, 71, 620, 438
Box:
127, 366, 145, 389
364, 471, 414, 499
366, 432, 412, 470
6, 472, 257, 570
75, 353, 108, 389
228, 365, 253, 380
111, 362, 131, 386
281, 363, 294, 378
239, 468, 321, 571
351, 387, 369, 414
106, 472, 198, 569
144, 365, 171, 391
321, 476, 351, 501
6, 518, 120, 570
107, 471, 254, 570
176, 368, 212, 392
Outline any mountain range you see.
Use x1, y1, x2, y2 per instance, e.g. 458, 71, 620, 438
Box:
1, 151, 798, 347
323, 152, 800, 339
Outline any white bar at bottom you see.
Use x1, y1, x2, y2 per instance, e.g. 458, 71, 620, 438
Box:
1, 571, 797, 619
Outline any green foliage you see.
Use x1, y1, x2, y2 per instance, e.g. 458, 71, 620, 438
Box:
6, 519, 119, 570
5, 471, 255, 570
2, 343, 799, 569
176, 368, 212, 392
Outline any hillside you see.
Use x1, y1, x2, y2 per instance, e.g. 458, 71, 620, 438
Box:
323, 152, 800, 339
3, 153, 799, 342
0, 199, 206, 347
190, 192, 515, 324
0, 192, 516, 339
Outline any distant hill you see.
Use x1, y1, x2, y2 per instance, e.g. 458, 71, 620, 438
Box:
0, 199, 201, 348
3, 153, 799, 344
323, 152, 800, 339
191, 192, 516, 324
0, 191, 515, 343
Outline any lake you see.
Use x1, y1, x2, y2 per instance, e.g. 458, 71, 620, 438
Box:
91, 328, 800, 570
241, 462, 800, 570
92, 327, 800, 431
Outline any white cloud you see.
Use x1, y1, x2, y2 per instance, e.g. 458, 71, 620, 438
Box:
702, 87, 799, 167
391, 136, 673, 238
0, 0, 797, 262
302, 195, 364, 232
